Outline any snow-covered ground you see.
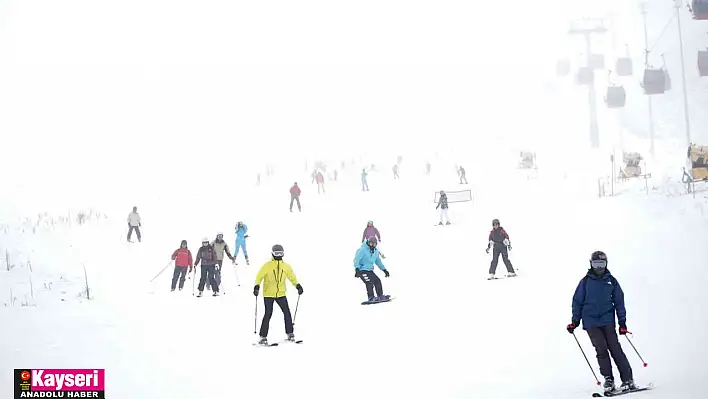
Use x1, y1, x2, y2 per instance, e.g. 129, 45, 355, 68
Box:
2, 168, 708, 399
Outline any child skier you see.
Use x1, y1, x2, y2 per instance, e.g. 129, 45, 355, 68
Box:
210, 232, 235, 290
195, 237, 220, 297
234, 222, 250, 265
361, 220, 381, 243
436, 190, 450, 225
567, 251, 636, 394
253, 244, 303, 346
486, 219, 516, 279
170, 240, 193, 291
353, 236, 390, 302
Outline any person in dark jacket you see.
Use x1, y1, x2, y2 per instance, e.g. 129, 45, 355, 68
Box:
289, 182, 302, 212
567, 251, 635, 394
486, 219, 516, 278
436, 190, 450, 225
195, 237, 220, 297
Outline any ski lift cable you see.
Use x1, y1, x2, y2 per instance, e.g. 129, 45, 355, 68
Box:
647, 13, 677, 55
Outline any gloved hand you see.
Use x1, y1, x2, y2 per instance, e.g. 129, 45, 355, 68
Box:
383, 269, 390, 278
354, 269, 361, 278
188, 267, 193, 273
244, 235, 249, 238
296, 284, 303, 295
567, 321, 579, 334
507, 245, 512, 251
619, 325, 629, 335
215, 264, 220, 271
485, 247, 490, 254
253, 285, 260, 296
232, 260, 236, 265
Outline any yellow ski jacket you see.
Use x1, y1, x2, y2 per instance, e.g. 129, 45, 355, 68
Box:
254, 259, 299, 298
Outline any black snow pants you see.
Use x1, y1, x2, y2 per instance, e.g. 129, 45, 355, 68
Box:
359, 270, 383, 299
259, 296, 294, 337
198, 264, 218, 293
290, 195, 302, 212
127, 225, 141, 242
587, 325, 633, 383
171, 266, 188, 290
489, 244, 515, 274
207, 260, 223, 290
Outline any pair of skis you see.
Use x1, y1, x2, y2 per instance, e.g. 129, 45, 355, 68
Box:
253, 339, 304, 347
592, 383, 654, 397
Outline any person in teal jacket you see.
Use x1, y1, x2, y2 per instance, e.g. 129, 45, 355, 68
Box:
234, 221, 249, 265
353, 237, 389, 301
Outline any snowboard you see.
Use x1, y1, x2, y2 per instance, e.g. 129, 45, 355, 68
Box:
361, 297, 394, 305
592, 383, 654, 397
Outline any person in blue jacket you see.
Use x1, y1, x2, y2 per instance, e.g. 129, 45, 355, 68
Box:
566, 251, 635, 394
353, 236, 389, 301
234, 221, 249, 265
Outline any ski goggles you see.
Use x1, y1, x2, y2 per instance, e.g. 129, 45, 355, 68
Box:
272, 250, 284, 257
590, 260, 607, 269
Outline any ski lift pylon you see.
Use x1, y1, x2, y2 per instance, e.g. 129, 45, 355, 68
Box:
698, 50, 708, 77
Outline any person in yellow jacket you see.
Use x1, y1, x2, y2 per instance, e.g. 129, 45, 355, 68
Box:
254, 244, 303, 346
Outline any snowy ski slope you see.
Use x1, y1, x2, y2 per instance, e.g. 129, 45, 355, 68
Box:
2, 169, 708, 399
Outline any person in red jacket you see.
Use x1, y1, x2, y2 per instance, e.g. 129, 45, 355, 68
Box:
171, 240, 193, 291
315, 171, 325, 194
289, 182, 302, 212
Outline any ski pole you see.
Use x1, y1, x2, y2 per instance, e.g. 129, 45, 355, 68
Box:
253, 296, 258, 334
233, 264, 241, 286
219, 267, 226, 295
192, 267, 197, 296
150, 260, 173, 283
293, 295, 301, 327
624, 334, 648, 367
572, 332, 601, 386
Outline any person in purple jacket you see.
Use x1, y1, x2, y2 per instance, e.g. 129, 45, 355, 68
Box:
362, 221, 381, 243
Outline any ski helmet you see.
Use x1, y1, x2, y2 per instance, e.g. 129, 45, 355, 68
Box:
492, 219, 500, 226
201, 237, 210, 245
216, 232, 224, 239
271, 244, 284, 259
367, 236, 378, 246
590, 251, 607, 268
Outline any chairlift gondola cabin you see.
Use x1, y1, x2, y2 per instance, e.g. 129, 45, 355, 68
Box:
557, 59, 571, 76
663, 68, 672, 90
589, 54, 605, 70
698, 50, 708, 77
616, 58, 633, 76
692, 0, 708, 20
577, 67, 594, 85
606, 86, 626, 108
642, 69, 666, 95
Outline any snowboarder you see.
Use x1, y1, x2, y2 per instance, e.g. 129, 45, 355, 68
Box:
436, 190, 450, 225
361, 168, 369, 191
486, 219, 516, 278
234, 221, 250, 265
315, 171, 325, 194
458, 166, 468, 184
361, 220, 381, 243
289, 182, 302, 212
253, 244, 303, 346
210, 232, 235, 290
392, 164, 400, 179
195, 237, 220, 297
170, 240, 193, 291
567, 251, 635, 394
127, 206, 141, 242
353, 236, 389, 302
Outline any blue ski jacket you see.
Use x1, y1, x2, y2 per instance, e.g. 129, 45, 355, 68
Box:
571, 269, 626, 330
353, 243, 386, 272
235, 224, 248, 242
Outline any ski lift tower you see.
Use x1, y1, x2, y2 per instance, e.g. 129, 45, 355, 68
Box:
569, 18, 607, 149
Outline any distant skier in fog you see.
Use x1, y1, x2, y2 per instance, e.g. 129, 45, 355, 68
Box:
127, 206, 142, 242
316, 171, 325, 194
392, 165, 400, 180
234, 221, 250, 265
458, 166, 468, 184
436, 191, 450, 225
426, 161, 431, 176
289, 182, 302, 212
361, 169, 369, 191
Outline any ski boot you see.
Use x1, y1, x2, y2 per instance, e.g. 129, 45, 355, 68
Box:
603, 377, 616, 394
376, 295, 390, 301
507, 272, 517, 278
620, 380, 636, 392
257, 336, 268, 346
487, 274, 496, 280
438, 222, 443, 225
197, 291, 203, 297
246, 257, 250, 266
171, 288, 175, 292
445, 221, 451, 225
212, 291, 220, 297
286, 333, 296, 342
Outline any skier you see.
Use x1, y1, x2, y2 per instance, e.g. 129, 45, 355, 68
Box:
458, 166, 468, 184
315, 171, 325, 194
361, 220, 381, 243
392, 164, 400, 179
289, 182, 302, 212
234, 221, 250, 265
567, 251, 636, 394
195, 237, 220, 297
426, 161, 431, 176
486, 219, 516, 278
210, 232, 235, 290
170, 240, 193, 291
436, 190, 450, 225
361, 168, 369, 191
353, 236, 390, 302
126, 206, 141, 242
253, 244, 303, 345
